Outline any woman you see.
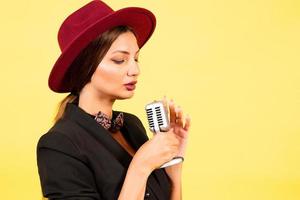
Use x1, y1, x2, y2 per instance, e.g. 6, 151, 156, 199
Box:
36, 1, 191, 199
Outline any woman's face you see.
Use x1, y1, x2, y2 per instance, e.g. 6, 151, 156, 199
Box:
90, 31, 140, 100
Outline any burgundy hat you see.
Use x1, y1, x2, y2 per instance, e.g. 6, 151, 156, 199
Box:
48, 0, 156, 93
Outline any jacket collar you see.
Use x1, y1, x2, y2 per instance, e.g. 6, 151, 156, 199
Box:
62, 101, 148, 168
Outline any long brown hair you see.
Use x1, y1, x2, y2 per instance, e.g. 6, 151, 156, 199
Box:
52, 25, 136, 124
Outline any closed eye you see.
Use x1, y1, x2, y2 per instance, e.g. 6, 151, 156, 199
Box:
112, 59, 124, 64
112, 59, 139, 64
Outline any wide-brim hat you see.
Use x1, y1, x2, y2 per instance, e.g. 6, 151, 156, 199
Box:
48, 0, 156, 93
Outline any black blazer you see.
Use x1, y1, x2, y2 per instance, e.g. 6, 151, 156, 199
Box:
36, 101, 172, 200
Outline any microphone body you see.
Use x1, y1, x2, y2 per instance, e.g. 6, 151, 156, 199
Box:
145, 100, 183, 168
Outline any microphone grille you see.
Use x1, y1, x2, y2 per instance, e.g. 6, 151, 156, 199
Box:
145, 100, 170, 133
146, 108, 155, 130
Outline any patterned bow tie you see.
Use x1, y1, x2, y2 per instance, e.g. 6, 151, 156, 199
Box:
93, 110, 124, 133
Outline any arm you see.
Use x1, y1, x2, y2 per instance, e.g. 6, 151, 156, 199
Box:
117, 159, 150, 200
165, 163, 183, 200
37, 133, 101, 200
162, 97, 191, 200
37, 147, 101, 199
116, 114, 150, 199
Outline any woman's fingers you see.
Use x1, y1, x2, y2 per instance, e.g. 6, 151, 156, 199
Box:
162, 95, 168, 111
161, 96, 188, 132
183, 114, 191, 131
169, 99, 176, 125
176, 106, 184, 127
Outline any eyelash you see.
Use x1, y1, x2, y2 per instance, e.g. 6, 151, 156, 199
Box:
112, 59, 139, 64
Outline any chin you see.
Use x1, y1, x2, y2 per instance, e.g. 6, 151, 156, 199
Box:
116, 91, 135, 100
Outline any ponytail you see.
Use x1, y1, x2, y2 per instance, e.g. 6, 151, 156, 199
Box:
53, 93, 78, 124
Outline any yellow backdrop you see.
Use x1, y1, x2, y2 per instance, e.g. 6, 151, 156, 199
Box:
0, 0, 299, 199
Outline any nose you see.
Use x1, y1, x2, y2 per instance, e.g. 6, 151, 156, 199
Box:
127, 60, 140, 77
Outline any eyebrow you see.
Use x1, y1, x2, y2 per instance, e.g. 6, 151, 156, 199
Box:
112, 49, 140, 55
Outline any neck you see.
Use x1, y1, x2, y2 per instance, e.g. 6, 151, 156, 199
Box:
78, 84, 115, 119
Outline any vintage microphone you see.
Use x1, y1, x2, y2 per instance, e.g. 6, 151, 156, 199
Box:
145, 100, 184, 168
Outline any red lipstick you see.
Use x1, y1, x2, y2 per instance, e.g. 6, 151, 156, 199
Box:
124, 81, 137, 91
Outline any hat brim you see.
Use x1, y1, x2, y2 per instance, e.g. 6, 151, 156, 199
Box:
48, 7, 156, 93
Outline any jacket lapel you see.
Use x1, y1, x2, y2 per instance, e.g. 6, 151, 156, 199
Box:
64, 102, 133, 168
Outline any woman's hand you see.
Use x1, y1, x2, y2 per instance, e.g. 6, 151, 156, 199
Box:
131, 96, 191, 180
162, 96, 191, 187
162, 96, 191, 159
132, 127, 180, 175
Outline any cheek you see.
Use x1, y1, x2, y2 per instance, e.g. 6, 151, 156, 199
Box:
92, 65, 123, 90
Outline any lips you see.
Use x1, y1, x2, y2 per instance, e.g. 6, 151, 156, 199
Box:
124, 81, 137, 85
124, 84, 136, 91
124, 81, 137, 91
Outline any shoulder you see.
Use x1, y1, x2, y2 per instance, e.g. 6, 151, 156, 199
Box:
37, 115, 83, 147
37, 127, 80, 159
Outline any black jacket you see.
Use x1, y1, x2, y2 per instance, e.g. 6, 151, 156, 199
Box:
36, 101, 172, 200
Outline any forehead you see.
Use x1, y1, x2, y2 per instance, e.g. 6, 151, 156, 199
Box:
107, 32, 139, 54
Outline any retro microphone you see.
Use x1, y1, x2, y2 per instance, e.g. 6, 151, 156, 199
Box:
145, 100, 184, 168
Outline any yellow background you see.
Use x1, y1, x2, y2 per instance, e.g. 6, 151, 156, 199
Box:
0, 0, 299, 199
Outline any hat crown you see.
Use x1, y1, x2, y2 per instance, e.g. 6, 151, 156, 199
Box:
58, 0, 113, 51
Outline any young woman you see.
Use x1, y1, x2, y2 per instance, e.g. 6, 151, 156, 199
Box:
37, 1, 191, 199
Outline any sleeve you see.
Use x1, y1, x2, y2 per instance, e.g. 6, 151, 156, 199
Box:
36, 132, 102, 200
